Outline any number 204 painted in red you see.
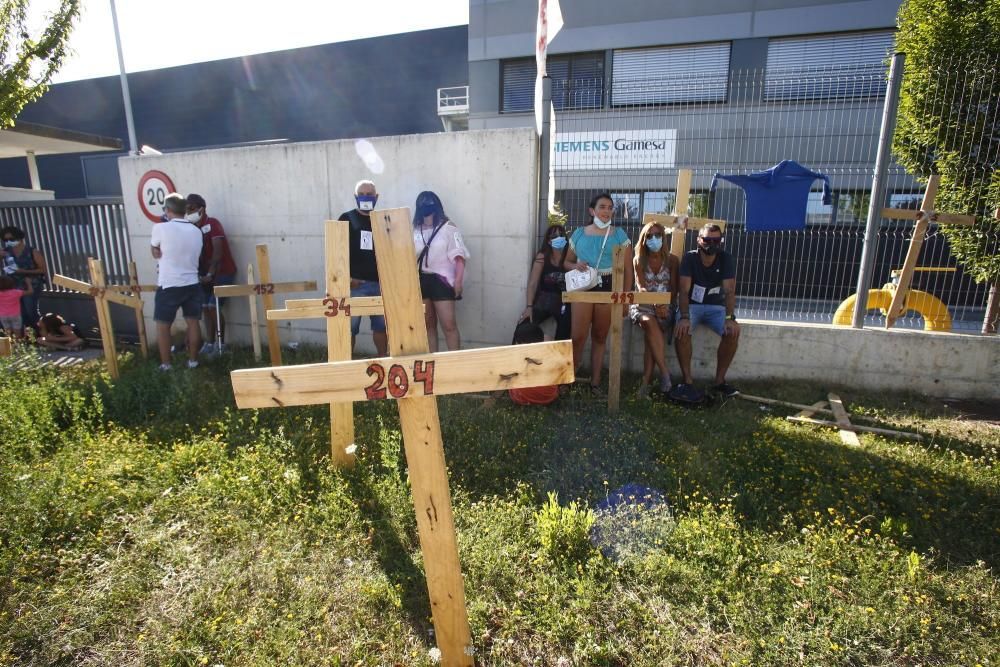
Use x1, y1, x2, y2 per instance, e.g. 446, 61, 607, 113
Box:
364, 360, 436, 399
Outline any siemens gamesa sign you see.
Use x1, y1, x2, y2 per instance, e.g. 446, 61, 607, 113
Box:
554, 130, 676, 170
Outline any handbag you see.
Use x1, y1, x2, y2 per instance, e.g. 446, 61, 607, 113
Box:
565, 225, 612, 292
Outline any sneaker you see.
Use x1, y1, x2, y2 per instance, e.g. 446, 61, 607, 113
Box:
659, 376, 673, 394
158, 363, 172, 372
637, 383, 651, 399
199, 342, 215, 355
711, 382, 739, 397
187, 360, 199, 369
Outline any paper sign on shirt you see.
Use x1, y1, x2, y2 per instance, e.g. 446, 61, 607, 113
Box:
201, 224, 212, 235
708, 286, 721, 296
691, 284, 706, 304
360, 230, 373, 250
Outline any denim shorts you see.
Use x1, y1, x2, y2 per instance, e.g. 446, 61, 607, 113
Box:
689, 303, 726, 336
154, 284, 203, 324
203, 273, 235, 308
351, 280, 386, 335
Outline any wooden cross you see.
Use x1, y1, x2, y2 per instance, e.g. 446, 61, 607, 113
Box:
212, 244, 318, 366
104, 261, 152, 359
879, 175, 975, 329
643, 168, 728, 259
739, 392, 922, 442
231, 208, 574, 667
52, 257, 142, 379
562, 245, 671, 413
265, 220, 386, 468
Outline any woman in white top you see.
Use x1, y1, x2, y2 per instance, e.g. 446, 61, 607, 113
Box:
412, 191, 470, 352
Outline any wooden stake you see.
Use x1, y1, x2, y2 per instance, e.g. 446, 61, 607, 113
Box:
88, 258, 119, 379
246, 263, 262, 362
257, 245, 281, 366
0, 337, 10, 357
787, 415, 923, 442
671, 168, 692, 259
828, 392, 861, 446
795, 401, 829, 418
128, 261, 148, 359
325, 221, 356, 467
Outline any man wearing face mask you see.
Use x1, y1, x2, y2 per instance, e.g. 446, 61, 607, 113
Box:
186, 194, 236, 353
673, 224, 740, 398
337, 179, 387, 357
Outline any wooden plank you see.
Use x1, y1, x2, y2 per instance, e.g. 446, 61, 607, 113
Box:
828, 392, 861, 446
795, 401, 829, 419
670, 168, 692, 258
881, 208, 975, 226
885, 178, 938, 328
369, 206, 474, 666
106, 283, 158, 293
0, 337, 10, 357
267, 298, 385, 320
325, 221, 356, 468
562, 291, 671, 305
787, 416, 923, 442
607, 246, 626, 413
247, 264, 262, 362
231, 340, 574, 409
88, 258, 119, 380
213, 280, 318, 298
256, 245, 282, 366
53, 274, 142, 309
52, 274, 94, 294
128, 261, 148, 359
643, 213, 728, 234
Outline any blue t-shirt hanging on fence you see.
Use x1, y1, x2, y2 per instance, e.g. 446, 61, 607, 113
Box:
711, 160, 832, 232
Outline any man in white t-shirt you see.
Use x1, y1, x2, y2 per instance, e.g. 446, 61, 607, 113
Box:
151, 193, 204, 370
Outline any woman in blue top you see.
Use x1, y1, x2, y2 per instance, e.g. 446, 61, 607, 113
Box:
564, 193, 633, 397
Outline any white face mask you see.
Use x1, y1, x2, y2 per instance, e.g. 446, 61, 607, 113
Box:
593, 216, 611, 230
185, 212, 202, 223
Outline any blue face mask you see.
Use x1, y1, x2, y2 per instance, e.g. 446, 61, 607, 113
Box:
645, 236, 663, 252
550, 236, 567, 250
417, 203, 437, 218
3, 240, 16, 249
355, 194, 378, 212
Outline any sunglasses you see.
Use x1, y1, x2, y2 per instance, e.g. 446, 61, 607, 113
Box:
700, 237, 724, 245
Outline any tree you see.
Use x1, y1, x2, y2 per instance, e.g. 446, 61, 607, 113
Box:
1, 0, 80, 128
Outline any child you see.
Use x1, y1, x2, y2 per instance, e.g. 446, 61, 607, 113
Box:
0, 275, 30, 338
37, 313, 85, 351
508, 319, 560, 406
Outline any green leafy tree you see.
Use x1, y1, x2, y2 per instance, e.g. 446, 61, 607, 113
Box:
894, 0, 1000, 287
1, 0, 80, 128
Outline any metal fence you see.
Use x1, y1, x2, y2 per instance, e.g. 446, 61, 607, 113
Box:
0, 198, 132, 286
549, 61, 998, 333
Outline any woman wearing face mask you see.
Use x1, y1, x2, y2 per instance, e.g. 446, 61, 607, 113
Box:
564, 193, 633, 397
412, 191, 470, 352
1, 226, 47, 332
632, 221, 678, 398
519, 224, 572, 340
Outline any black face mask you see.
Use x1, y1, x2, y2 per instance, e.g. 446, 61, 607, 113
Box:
699, 244, 719, 256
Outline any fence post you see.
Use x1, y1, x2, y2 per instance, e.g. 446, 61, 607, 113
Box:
537, 76, 553, 238
852, 52, 906, 328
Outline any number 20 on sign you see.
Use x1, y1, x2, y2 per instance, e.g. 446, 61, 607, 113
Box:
365, 360, 435, 399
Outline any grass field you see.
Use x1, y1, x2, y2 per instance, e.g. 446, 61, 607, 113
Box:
1, 346, 997, 666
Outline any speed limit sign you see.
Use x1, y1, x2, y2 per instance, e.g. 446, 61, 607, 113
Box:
137, 170, 177, 222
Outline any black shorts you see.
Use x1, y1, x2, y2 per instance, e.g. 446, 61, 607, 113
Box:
590, 275, 612, 292
419, 272, 460, 302
154, 284, 203, 324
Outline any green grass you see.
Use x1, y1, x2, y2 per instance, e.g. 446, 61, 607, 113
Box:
1, 345, 997, 666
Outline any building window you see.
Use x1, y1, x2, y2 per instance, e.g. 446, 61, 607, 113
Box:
612, 42, 730, 106
765, 30, 894, 101
501, 53, 604, 113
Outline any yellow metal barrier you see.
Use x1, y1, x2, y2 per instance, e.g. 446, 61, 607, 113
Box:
833, 288, 952, 332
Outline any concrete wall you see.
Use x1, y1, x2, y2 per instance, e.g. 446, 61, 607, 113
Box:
621, 320, 999, 400
118, 128, 539, 353
0, 186, 54, 201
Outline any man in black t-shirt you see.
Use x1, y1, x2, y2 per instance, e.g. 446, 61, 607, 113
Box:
337, 179, 387, 356
673, 224, 741, 397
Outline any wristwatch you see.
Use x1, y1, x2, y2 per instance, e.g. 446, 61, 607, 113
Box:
725, 314, 737, 322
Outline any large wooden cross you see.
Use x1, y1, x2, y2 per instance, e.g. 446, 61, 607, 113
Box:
105, 261, 154, 360
562, 246, 671, 413
52, 257, 143, 379
265, 220, 385, 468
231, 208, 574, 667
644, 168, 728, 259
879, 175, 975, 329
213, 244, 317, 365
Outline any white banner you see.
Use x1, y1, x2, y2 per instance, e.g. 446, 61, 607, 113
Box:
554, 130, 678, 170
535, 0, 563, 136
